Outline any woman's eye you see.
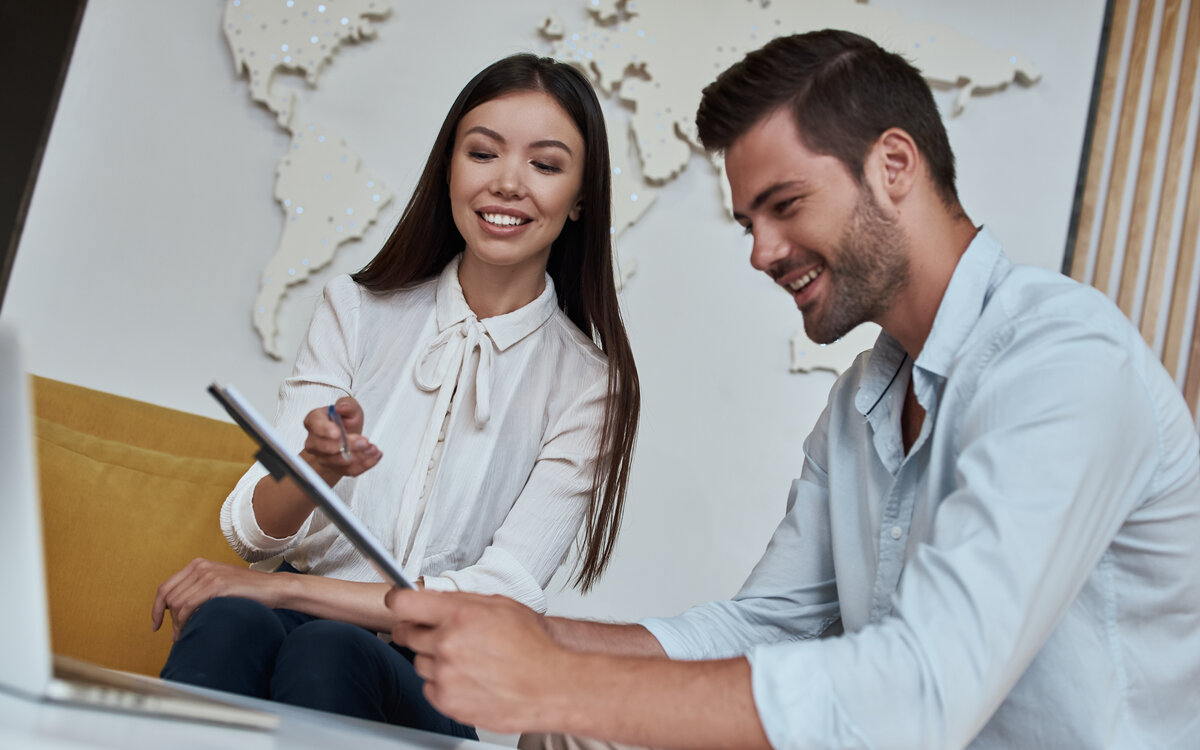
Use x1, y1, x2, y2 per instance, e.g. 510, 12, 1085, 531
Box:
532, 161, 562, 173
468, 151, 495, 161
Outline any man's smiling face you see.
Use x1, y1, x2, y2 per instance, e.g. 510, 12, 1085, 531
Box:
727, 106, 910, 344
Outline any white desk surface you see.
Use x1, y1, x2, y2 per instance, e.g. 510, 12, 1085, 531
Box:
0, 685, 511, 750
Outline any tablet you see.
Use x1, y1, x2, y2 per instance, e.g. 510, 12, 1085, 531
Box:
208, 382, 415, 590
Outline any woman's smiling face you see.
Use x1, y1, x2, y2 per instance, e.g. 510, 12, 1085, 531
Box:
448, 89, 585, 282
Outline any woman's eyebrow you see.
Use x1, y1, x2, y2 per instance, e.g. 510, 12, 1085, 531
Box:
464, 125, 504, 142
529, 139, 573, 156
464, 126, 573, 156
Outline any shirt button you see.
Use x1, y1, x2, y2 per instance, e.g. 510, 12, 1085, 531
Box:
890, 526, 903, 540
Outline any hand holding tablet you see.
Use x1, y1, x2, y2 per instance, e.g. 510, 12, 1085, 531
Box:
209, 382, 415, 591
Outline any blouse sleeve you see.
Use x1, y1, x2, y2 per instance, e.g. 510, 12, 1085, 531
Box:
421, 363, 609, 612
220, 276, 363, 561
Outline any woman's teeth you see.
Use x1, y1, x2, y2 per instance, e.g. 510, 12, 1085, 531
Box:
482, 212, 528, 227
788, 266, 824, 292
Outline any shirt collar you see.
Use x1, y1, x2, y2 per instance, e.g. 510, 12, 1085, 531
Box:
434, 254, 559, 351
854, 226, 1007, 415
914, 225, 1006, 379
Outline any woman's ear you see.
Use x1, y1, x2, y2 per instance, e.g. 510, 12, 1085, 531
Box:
569, 197, 583, 221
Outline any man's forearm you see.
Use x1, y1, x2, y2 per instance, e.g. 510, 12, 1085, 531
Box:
544, 617, 668, 657
543, 652, 771, 750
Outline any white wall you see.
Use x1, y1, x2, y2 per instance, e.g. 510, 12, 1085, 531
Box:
4, 0, 1105, 629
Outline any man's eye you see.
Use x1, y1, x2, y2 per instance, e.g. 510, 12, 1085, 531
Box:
775, 197, 798, 213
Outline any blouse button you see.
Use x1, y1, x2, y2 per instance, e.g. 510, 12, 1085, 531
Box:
890, 526, 903, 540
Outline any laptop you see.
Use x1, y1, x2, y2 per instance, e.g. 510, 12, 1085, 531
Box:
0, 324, 279, 730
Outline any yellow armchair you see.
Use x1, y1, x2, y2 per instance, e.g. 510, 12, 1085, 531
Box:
32, 377, 255, 677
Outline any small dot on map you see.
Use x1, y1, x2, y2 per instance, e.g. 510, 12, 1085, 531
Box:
341, 17, 349, 24
288, 268, 296, 276
317, 135, 326, 142
346, 208, 354, 215
302, 258, 310, 266
367, 180, 374, 187
286, 0, 294, 7
318, 4, 326, 11
613, 167, 621, 175
281, 44, 288, 51
372, 194, 380, 202
296, 206, 304, 214
311, 35, 319, 43
630, 193, 638, 202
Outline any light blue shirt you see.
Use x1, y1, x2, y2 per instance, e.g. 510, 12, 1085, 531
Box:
643, 228, 1200, 749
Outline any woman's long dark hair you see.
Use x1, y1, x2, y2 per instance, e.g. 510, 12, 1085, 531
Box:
352, 54, 639, 591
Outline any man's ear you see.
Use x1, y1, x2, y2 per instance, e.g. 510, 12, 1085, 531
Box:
870, 128, 919, 203
569, 197, 583, 221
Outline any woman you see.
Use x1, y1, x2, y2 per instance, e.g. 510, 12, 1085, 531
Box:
152, 53, 639, 739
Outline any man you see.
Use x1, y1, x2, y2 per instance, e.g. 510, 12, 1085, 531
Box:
385, 30, 1200, 749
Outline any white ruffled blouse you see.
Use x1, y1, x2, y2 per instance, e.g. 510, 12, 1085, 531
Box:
220, 255, 609, 612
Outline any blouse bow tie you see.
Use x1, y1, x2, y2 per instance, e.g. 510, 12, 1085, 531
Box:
413, 315, 495, 425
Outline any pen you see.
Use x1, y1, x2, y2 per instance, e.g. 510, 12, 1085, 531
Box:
327, 404, 351, 460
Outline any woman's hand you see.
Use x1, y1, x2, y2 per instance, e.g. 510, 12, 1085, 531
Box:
300, 396, 383, 485
151, 558, 290, 641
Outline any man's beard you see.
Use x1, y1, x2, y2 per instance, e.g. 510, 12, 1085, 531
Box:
802, 187, 911, 344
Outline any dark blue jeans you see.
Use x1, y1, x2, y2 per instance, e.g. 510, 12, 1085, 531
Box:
159, 566, 476, 740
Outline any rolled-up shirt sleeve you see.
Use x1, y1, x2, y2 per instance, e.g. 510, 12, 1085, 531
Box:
643, 405, 841, 660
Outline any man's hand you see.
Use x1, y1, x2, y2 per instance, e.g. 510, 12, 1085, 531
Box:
387, 589, 567, 733
151, 558, 286, 641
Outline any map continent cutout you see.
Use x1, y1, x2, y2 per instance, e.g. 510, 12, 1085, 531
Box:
223, 0, 394, 358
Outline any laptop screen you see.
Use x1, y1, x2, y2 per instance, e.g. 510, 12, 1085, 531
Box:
0, 323, 55, 698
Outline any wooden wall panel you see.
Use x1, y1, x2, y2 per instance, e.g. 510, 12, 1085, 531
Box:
1070, 0, 1132, 283
1068, 0, 1200, 424
1141, 5, 1200, 344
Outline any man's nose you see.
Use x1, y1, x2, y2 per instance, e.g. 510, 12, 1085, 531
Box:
749, 228, 790, 273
